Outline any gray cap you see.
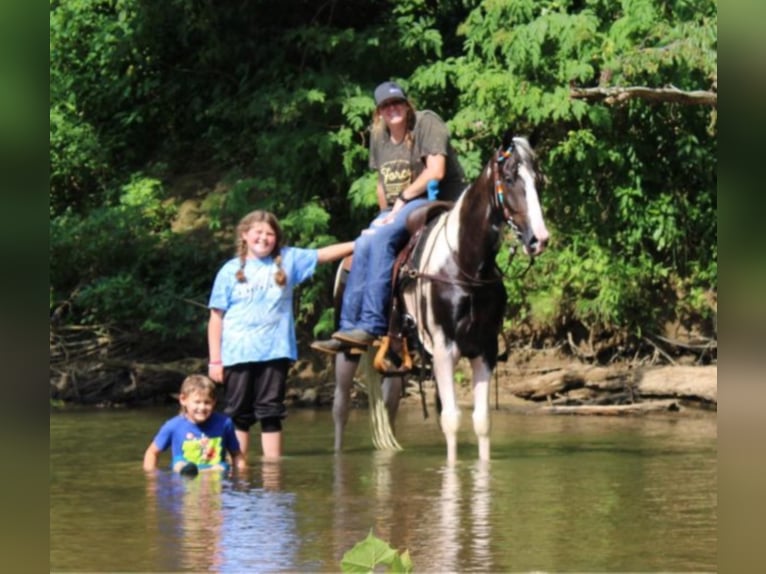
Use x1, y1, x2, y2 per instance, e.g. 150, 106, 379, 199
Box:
374, 81, 407, 106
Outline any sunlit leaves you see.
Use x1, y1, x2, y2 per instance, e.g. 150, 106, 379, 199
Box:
340, 530, 413, 573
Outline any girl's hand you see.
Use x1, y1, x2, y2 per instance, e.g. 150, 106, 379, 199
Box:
208, 364, 224, 383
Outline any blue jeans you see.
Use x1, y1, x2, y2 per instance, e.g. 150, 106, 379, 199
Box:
340, 198, 428, 335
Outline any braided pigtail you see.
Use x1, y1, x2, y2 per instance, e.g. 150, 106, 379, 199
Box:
273, 250, 287, 287
235, 236, 248, 283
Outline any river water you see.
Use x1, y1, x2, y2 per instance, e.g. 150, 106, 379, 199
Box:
50, 402, 716, 572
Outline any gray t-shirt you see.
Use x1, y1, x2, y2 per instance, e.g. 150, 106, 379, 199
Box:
369, 110, 466, 205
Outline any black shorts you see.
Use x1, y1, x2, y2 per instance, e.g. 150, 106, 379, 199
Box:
223, 359, 290, 431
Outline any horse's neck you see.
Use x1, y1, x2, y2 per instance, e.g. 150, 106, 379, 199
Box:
445, 172, 502, 276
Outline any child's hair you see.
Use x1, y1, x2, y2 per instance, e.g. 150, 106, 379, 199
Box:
234, 210, 287, 287
178, 374, 217, 413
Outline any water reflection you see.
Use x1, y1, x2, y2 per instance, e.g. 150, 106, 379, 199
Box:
144, 463, 297, 573
51, 407, 717, 572
470, 461, 492, 567
425, 461, 494, 572
432, 463, 461, 571
218, 462, 298, 572
144, 471, 225, 571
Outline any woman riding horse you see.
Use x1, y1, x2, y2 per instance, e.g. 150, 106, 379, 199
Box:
330, 132, 549, 461
311, 80, 466, 355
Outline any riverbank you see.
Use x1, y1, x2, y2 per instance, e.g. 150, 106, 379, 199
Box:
287, 346, 717, 414
50, 324, 716, 413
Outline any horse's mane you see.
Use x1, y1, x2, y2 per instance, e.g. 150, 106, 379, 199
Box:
511, 136, 534, 163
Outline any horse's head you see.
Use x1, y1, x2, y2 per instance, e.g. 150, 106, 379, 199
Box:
493, 133, 549, 257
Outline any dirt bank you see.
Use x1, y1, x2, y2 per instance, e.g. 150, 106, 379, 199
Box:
287, 346, 717, 415
50, 322, 716, 414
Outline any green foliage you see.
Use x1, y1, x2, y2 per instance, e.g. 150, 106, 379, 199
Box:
50, 174, 220, 350
340, 530, 412, 573
50, 0, 717, 359
49, 102, 109, 215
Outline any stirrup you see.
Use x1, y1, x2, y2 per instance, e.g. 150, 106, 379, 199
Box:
373, 335, 413, 375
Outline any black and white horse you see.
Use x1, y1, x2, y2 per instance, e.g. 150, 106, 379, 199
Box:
334, 133, 549, 461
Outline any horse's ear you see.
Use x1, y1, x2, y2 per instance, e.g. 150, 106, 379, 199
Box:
501, 129, 514, 150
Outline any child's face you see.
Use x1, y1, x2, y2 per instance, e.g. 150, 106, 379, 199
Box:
180, 390, 215, 424
241, 221, 277, 259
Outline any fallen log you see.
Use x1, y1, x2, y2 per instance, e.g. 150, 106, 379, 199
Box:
636, 365, 717, 403
507, 366, 633, 400
541, 399, 680, 415
504, 361, 716, 412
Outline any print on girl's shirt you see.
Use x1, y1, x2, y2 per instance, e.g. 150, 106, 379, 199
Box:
231, 264, 283, 304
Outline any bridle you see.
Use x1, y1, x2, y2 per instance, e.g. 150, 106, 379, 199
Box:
492, 143, 523, 241
493, 142, 536, 278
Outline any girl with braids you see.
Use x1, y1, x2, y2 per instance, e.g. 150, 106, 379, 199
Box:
207, 210, 353, 460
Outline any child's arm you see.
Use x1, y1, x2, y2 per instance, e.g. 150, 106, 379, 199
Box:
143, 442, 162, 471
207, 309, 225, 383
230, 451, 247, 471
317, 241, 354, 264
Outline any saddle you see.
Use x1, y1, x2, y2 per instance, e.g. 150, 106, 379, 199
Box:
373, 201, 454, 375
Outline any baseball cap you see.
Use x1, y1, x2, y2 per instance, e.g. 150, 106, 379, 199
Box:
374, 81, 407, 106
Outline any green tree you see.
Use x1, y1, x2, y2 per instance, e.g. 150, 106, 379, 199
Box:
50, 0, 717, 369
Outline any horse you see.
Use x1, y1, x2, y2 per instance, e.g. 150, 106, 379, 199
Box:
333, 132, 549, 461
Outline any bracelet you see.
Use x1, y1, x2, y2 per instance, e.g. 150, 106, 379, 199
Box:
397, 192, 411, 203
208, 361, 222, 367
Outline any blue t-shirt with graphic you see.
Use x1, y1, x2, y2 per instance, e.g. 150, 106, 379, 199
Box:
208, 247, 318, 365
152, 412, 240, 469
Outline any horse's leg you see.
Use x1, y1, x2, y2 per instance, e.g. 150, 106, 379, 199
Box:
333, 352, 360, 451
381, 375, 403, 431
431, 345, 460, 463
469, 357, 492, 461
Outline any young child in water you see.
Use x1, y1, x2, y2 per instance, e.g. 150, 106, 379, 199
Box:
143, 374, 246, 475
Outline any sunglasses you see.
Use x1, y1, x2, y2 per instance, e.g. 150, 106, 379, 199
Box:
378, 99, 406, 111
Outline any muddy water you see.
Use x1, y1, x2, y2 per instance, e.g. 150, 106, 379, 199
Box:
50, 403, 716, 572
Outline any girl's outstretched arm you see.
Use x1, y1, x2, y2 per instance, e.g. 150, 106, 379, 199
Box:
317, 241, 354, 264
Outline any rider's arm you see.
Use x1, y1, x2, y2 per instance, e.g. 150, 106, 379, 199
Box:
392, 153, 446, 212
376, 177, 388, 211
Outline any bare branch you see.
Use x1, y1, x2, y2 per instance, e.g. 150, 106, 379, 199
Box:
570, 85, 717, 106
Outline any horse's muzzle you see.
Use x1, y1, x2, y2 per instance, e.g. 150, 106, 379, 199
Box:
527, 232, 549, 257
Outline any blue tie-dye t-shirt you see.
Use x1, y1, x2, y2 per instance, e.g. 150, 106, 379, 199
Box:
208, 247, 318, 365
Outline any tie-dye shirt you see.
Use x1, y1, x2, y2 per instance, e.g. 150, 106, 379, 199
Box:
208, 247, 318, 365
152, 412, 240, 469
